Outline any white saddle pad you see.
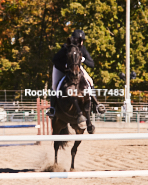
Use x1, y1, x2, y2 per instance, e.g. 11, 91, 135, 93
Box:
56, 76, 66, 98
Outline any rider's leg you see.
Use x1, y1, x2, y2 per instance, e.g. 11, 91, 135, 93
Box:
80, 66, 99, 112
80, 66, 93, 86
91, 86, 99, 113
48, 92, 57, 117
80, 66, 97, 132
47, 66, 65, 118
52, 65, 65, 91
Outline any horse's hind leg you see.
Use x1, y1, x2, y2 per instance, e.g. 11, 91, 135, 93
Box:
70, 125, 85, 170
52, 117, 67, 164
54, 141, 58, 164
71, 140, 81, 169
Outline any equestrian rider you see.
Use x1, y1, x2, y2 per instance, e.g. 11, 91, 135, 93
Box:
48, 29, 99, 117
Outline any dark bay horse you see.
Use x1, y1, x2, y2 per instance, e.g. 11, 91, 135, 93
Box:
52, 38, 99, 170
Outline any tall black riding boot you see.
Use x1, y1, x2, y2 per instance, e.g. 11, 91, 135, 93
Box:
91, 86, 99, 113
46, 93, 57, 119
91, 86, 106, 114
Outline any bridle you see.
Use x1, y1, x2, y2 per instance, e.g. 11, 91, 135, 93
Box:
66, 44, 82, 77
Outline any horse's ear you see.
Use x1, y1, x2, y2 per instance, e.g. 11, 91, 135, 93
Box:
67, 37, 71, 46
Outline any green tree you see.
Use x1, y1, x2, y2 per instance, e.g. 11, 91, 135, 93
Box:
0, 0, 70, 93
0, 0, 148, 97
61, 0, 148, 90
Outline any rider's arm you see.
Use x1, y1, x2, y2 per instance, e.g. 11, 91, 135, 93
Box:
81, 46, 94, 68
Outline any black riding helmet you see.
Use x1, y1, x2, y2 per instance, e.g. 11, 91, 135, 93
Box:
72, 29, 86, 40
71, 30, 85, 47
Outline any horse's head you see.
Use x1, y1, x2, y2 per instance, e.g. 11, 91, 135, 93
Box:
66, 37, 82, 79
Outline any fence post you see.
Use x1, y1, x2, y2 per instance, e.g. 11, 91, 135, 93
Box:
37, 98, 41, 135
4, 90, 6, 102
21, 90, 23, 102
137, 112, 140, 133
46, 101, 49, 135
37, 98, 51, 135
41, 99, 45, 135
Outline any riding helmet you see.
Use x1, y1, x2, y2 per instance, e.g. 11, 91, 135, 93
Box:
72, 29, 86, 40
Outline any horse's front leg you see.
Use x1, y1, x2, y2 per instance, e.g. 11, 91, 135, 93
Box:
70, 96, 87, 124
84, 99, 95, 134
52, 117, 60, 164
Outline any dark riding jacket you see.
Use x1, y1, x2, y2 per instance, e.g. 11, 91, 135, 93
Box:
52, 44, 94, 73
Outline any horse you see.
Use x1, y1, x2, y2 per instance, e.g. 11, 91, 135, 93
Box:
51, 37, 104, 170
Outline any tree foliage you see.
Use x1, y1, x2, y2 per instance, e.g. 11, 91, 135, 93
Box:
0, 0, 148, 92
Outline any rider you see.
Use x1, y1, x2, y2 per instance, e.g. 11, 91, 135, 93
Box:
48, 29, 99, 117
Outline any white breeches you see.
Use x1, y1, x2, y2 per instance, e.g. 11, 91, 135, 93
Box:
52, 65, 65, 90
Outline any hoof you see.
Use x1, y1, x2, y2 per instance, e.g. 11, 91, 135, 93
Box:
70, 168, 76, 172
78, 122, 87, 129
77, 115, 87, 124
87, 125, 95, 134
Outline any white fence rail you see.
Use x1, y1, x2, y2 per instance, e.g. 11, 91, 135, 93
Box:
1, 170, 148, 179
1, 110, 148, 123
0, 133, 148, 142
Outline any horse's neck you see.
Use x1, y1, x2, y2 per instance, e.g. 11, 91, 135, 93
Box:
78, 75, 89, 91
66, 74, 81, 86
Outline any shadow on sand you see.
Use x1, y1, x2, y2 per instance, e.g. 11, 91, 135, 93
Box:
0, 168, 35, 173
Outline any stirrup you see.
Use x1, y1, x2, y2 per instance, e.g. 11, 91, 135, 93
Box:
96, 104, 106, 114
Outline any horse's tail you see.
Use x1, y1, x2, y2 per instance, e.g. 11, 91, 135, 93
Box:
57, 125, 70, 149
